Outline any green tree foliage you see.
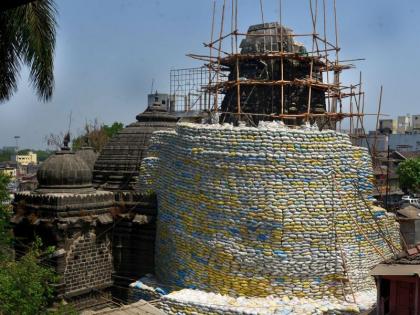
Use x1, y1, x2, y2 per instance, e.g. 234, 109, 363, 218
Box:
103, 122, 124, 138
34, 149, 53, 162
397, 158, 420, 193
0, 173, 74, 314
0, 0, 57, 102
0, 148, 15, 162
0, 240, 58, 315
72, 120, 124, 152
0, 174, 11, 257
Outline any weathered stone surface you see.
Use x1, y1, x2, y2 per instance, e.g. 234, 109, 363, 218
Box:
220, 22, 326, 125
76, 147, 99, 172
92, 105, 178, 301
36, 148, 94, 194
93, 106, 178, 192
12, 147, 115, 306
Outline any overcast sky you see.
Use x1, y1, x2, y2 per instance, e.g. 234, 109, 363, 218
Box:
0, 0, 419, 149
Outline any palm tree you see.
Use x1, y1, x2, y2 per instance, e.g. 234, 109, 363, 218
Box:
0, 0, 57, 102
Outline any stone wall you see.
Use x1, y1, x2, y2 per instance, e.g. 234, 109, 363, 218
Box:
12, 191, 115, 309
112, 217, 156, 301
140, 122, 400, 300
63, 230, 113, 297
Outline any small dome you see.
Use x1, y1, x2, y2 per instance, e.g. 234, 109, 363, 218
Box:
36, 148, 95, 194
75, 147, 98, 172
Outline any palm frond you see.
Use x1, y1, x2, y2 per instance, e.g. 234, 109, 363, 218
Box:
0, 0, 57, 103
17, 0, 57, 101
0, 15, 21, 102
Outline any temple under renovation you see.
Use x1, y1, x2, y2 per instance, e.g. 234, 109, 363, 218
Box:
220, 23, 326, 125
11, 1, 404, 314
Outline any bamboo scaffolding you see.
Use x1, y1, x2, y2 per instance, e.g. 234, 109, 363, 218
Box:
191, 0, 372, 127
188, 50, 350, 67
234, 32, 317, 37
207, 78, 348, 91
216, 111, 368, 119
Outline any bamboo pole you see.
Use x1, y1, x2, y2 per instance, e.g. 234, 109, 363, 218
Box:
309, 0, 321, 56
189, 50, 337, 64
338, 190, 387, 260
214, 0, 227, 112
215, 111, 368, 119
235, 32, 316, 37
307, 0, 318, 122
355, 72, 362, 132
280, 0, 284, 116
323, 0, 332, 114
209, 78, 345, 90
208, 0, 216, 111
234, 0, 240, 119
373, 86, 384, 157
205, 31, 235, 48
231, 0, 234, 53
259, 0, 265, 24
349, 85, 353, 135
332, 0, 341, 124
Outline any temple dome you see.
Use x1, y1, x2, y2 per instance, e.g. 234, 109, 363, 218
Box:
92, 105, 178, 191
36, 147, 95, 194
75, 146, 98, 172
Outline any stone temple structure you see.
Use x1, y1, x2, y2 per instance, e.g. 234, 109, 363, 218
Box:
75, 146, 98, 172
12, 144, 115, 309
221, 23, 326, 125
92, 101, 178, 297
93, 104, 177, 193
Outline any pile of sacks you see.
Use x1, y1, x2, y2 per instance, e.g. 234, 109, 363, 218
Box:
130, 275, 376, 315
139, 122, 400, 303
156, 288, 374, 315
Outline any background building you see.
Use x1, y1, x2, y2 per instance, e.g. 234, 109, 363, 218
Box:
0, 167, 17, 179
397, 114, 412, 134
377, 114, 420, 135
11, 151, 37, 166
389, 134, 420, 151
379, 119, 397, 134
147, 92, 171, 112
412, 115, 420, 132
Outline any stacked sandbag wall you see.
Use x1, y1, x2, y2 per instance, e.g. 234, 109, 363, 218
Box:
139, 122, 399, 300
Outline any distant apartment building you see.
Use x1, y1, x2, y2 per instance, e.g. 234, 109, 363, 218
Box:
413, 114, 420, 131
378, 114, 420, 135
11, 151, 37, 166
397, 114, 412, 134
0, 167, 17, 178
379, 119, 397, 134
369, 113, 420, 151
